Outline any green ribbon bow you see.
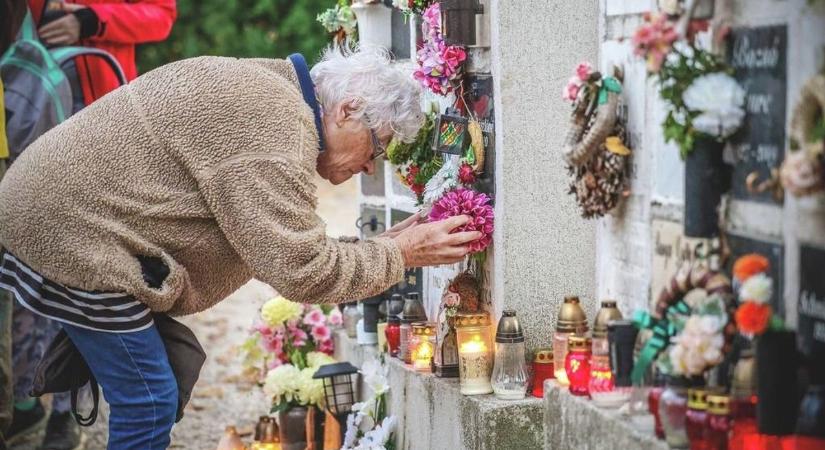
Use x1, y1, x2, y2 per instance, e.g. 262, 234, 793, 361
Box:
631, 300, 690, 385
597, 77, 622, 105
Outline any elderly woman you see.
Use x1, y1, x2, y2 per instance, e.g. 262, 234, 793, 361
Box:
0, 47, 479, 448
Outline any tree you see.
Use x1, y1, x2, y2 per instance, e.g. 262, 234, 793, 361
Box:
137, 0, 333, 72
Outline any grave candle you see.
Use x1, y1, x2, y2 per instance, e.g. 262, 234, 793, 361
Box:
455, 312, 494, 395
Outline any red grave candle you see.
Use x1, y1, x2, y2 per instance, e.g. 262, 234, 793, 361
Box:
385, 316, 401, 357
649, 385, 666, 440
564, 335, 591, 397
532, 348, 555, 398
686, 389, 710, 450
705, 394, 730, 450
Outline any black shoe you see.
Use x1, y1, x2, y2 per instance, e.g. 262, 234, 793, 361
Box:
5, 399, 47, 445
38, 412, 85, 450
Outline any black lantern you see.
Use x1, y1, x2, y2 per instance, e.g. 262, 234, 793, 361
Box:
313, 362, 360, 439
440, 0, 483, 47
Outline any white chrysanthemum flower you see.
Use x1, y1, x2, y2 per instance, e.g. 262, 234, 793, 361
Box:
683, 72, 746, 138
263, 364, 302, 402
423, 159, 458, 206
740, 273, 773, 304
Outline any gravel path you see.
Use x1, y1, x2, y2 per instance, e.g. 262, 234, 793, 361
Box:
11, 176, 357, 449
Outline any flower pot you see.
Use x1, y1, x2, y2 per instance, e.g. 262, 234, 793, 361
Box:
278, 406, 324, 450
756, 330, 800, 435
684, 137, 730, 238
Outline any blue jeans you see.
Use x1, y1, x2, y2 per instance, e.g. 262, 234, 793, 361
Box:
61, 322, 178, 450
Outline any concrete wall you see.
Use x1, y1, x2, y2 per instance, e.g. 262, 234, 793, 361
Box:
490, 0, 601, 351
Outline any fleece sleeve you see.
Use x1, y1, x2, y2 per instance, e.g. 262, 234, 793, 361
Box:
196, 144, 404, 305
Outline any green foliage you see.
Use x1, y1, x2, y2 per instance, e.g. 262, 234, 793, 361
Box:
657, 44, 729, 158
137, 0, 334, 73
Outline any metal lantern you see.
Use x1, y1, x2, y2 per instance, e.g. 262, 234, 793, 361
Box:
433, 317, 460, 378
440, 0, 483, 46
455, 312, 494, 395
313, 362, 359, 440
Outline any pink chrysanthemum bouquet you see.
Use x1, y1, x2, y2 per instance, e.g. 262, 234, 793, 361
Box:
428, 188, 494, 253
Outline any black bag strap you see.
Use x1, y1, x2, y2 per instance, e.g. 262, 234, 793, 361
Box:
71, 377, 99, 427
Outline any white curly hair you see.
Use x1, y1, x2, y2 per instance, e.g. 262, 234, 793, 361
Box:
310, 45, 424, 143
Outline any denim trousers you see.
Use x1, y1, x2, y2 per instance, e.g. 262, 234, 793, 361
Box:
61, 322, 178, 449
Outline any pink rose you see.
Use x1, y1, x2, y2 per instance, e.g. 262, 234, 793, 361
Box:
303, 308, 326, 327
311, 325, 332, 342
564, 76, 583, 102
575, 62, 593, 82
328, 308, 343, 326
443, 291, 460, 308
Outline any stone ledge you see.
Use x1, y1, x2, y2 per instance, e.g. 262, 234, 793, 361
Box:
543, 381, 667, 450
334, 330, 544, 450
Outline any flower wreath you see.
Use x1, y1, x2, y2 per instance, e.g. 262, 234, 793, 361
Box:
387, 105, 441, 202
780, 74, 825, 197
414, 2, 467, 96
563, 62, 631, 218
632, 261, 735, 383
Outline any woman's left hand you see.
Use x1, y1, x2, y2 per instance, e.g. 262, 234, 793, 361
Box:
38, 3, 86, 46
379, 211, 424, 239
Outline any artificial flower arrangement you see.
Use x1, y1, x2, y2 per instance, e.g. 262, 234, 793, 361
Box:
633, 13, 746, 157
657, 291, 729, 377
387, 104, 441, 202
391, 0, 435, 16
240, 296, 342, 412
317, 1, 358, 46
632, 260, 735, 383
341, 358, 398, 450
440, 271, 481, 318
732, 254, 785, 337
562, 61, 631, 218
414, 2, 467, 96
780, 74, 825, 197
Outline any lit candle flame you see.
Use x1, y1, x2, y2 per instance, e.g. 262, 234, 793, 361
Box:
459, 335, 488, 353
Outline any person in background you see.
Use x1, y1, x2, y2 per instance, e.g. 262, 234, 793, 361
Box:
28, 0, 177, 104
4, 2, 176, 449
1, 3, 28, 448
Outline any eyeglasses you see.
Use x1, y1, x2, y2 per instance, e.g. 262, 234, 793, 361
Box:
369, 128, 387, 161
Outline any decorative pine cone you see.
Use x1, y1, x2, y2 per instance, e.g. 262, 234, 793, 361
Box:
567, 122, 630, 219
450, 272, 481, 313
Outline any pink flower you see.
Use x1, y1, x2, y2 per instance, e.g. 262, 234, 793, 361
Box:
289, 326, 308, 347
303, 308, 326, 328
443, 291, 460, 308
428, 188, 494, 253
632, 13, 679, 73
422, 2, 441, 28
564, 76, 583, 102
458, 163, 476, 185
267, 357, 284, 369
575, 62, 593, 82
328, 307, 343, 326
311, 325, 331, 342
254, 322, 273, 336
318, 339, 334, 355
261, 332, 284, 354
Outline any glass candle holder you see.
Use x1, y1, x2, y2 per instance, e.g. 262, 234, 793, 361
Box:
385, 316, 401, 357
660, 377, 702, 449
705, 394, 730, 450
686, 388, 709, 450
589, 354, 619, 406
399, 293, 427, 364
377, 321, 388, 353
455, 312, 494, 396
531, 348, 554, 398
553, 296, 588, 385
649, 385, 666, 440
491, 310, 528, 400
564, 335, 592, 397
409, 322, 436, 372
730, 348, 759, 450
343, 303, 361, 339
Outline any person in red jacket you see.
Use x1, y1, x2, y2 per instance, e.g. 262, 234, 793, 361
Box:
30, 0, 177, 104
3, 3, 176, 449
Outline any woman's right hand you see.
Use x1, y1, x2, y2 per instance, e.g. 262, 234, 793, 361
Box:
392, 215, 481, 267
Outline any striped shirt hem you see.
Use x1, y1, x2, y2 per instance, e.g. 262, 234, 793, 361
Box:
0, 251, 153, 333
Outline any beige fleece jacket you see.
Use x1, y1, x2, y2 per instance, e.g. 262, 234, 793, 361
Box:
0, 56, 404, 315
